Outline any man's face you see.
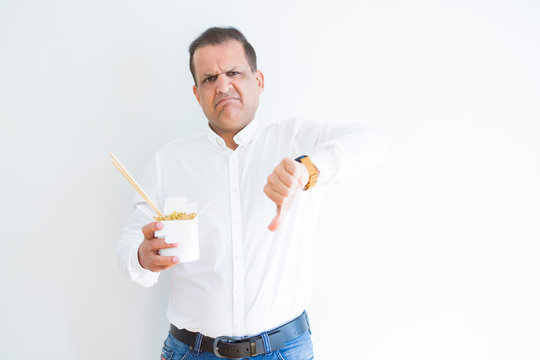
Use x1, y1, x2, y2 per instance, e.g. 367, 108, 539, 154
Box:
192, 40, 264, 136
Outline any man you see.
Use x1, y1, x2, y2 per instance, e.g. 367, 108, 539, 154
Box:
118, 27, 388, 359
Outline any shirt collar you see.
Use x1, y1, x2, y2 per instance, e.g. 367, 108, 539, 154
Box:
206, 115, 261, 149
233, 115, 260, 147
206, 126, 226, 148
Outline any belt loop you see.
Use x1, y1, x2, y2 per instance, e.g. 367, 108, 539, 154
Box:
304, 310, 312, 334
261, 332, 272, 356
193, 333, 203, 356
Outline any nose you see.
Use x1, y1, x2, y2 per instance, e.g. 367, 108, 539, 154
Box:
215, 73, 232, 94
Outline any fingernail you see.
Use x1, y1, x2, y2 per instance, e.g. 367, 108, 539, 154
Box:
156, 222, 163, 229
173, 256, 180, 263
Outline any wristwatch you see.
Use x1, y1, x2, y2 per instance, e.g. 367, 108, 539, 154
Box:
294, 155, 320, 190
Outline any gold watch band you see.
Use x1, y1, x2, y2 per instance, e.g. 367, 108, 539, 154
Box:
295, 155, 320, 190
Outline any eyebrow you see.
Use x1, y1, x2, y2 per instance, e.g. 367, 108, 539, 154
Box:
202, 67, 240, 78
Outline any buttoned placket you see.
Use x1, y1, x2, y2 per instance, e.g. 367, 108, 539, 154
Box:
228, 148, 245, 335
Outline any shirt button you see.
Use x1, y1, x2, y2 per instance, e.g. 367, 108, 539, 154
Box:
231, 186, 238, 192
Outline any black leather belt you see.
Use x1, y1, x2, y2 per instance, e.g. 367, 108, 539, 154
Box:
169, 311, 310, 359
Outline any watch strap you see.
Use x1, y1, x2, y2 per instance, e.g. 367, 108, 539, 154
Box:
294, 155, 319, 190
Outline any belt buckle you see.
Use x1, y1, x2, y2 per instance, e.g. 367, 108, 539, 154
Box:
213, 335, 244, 359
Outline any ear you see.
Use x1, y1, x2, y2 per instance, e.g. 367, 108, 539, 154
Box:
255, 70, 265, 94
193, 84, 201, 104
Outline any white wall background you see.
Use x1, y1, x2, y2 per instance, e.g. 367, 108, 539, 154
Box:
1, 0, 539, 359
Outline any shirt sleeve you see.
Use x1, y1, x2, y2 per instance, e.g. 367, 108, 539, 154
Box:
297, 119, 390, 185
117, 153, 163, 287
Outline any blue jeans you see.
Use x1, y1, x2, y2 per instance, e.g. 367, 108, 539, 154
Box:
161, 329, 314, 360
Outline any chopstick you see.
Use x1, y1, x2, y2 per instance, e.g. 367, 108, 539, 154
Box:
109, 152, 164, 217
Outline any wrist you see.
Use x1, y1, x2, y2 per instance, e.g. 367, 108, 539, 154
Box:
137, 244, 147, 270
298, 162, 309, 189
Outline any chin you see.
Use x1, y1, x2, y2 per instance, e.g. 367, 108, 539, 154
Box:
213, 116, 249, 133
218, 110, 242, 124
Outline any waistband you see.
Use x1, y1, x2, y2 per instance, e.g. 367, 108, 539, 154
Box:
169, 311, 310, 358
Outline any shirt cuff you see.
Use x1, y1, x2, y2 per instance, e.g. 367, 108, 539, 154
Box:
309, 149, 339, 185
127, 242, 160, 287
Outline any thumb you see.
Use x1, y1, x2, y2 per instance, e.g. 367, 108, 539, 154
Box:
268, 204, 285, 232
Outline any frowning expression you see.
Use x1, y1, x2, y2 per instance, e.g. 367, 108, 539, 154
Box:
192, 40, 264, 136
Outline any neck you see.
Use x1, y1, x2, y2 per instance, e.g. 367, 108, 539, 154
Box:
209, 124, 239, 150
222, 135, 238, 150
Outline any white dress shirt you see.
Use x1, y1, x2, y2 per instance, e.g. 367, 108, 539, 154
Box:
118, 117, 388, 338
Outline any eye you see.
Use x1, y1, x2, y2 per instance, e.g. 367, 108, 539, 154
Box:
203, 75, 217, 83
226, 71, 240, 77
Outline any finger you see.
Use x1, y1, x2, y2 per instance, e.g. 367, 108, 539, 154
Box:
267, 173, 294, 197
138, 242, 178, 272
282, 158, 306, 187
148, 258, 180, 272
152, 264, 175, 271
151, 254, 180, 266
268, 205, 284, 232
148, 238, 179, 251
141, 222, 163, 240
156, 262, 181, 271
264, 184, 287, 205
281, 158, 300, 177
276, 169, 298, 189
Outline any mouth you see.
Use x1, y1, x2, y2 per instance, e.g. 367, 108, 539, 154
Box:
215, 97, 240, 108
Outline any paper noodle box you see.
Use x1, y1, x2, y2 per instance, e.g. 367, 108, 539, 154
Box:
155, 197, 199, 263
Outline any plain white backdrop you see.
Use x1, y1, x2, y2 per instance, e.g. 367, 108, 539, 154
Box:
1, 0, 539, 359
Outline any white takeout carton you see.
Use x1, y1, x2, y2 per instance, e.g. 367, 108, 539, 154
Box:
155, 196, 199, 263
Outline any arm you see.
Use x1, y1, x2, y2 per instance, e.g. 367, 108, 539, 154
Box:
117, 212, 161, 287
301, 119, 389, 186
264, 119, 389, 231
116, 153, 179, 287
